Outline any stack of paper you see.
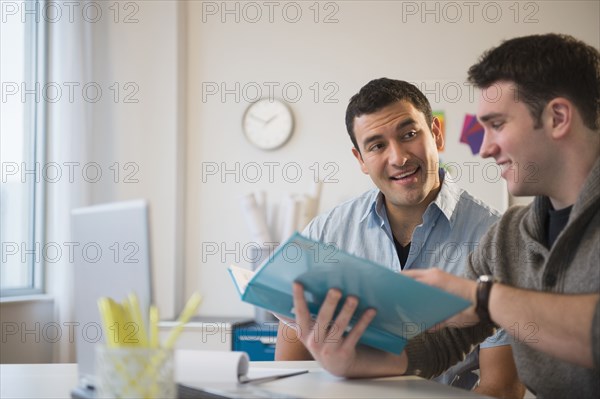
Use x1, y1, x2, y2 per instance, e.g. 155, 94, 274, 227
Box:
176, 350, 307, 396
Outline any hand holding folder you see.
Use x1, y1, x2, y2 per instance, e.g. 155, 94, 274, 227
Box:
229, 233, 471, 355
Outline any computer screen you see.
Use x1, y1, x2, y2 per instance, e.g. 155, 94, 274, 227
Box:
71, 200, 153, 386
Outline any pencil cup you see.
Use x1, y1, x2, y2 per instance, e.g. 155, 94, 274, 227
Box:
95, 346, 175, 399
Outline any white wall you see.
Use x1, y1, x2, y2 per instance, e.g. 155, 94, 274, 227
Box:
183, 0, 600, 317
85, 1, 186, 319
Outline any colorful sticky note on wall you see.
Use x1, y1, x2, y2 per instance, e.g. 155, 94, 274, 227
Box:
433, 111, 445, 152
460, 114, 484, 155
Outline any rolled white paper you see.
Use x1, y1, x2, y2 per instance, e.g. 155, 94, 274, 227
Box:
239, 193, 272, 244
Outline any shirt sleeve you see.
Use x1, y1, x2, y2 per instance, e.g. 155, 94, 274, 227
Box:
301, 217, 320, 241
480, 327, 512, 348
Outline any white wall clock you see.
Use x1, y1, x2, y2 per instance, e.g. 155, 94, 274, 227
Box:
242, 98, 294, 150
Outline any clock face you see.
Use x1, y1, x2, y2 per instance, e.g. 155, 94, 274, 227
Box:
242, 98, 294, 150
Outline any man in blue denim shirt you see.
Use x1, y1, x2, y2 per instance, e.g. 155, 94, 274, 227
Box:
275, 78, 524, 398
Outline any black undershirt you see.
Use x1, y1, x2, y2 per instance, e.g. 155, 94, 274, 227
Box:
393, 237, 411, 269
546, 205, 573, 248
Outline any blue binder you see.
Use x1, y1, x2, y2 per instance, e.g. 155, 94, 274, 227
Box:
229, 233, 471, 355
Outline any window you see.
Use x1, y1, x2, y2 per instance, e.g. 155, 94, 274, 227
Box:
1, 1, 47, 295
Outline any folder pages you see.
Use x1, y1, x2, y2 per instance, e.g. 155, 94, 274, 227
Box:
228, 232, 471, 355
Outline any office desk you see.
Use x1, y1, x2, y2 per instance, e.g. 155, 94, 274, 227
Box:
1, 363, 78, 399
0, 362, 489, 399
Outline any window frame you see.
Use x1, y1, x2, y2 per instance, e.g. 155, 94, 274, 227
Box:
1, 1, 47, 297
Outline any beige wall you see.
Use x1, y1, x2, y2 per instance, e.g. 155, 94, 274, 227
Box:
0, 297, 54, 363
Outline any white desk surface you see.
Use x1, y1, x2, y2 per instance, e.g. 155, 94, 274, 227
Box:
0, 361, 490, 399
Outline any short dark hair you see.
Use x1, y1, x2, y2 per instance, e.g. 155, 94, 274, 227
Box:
468, 33, 600, 130
345, 78, 433, 151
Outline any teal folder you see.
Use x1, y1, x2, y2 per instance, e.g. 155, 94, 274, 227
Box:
228, 232, 471, 355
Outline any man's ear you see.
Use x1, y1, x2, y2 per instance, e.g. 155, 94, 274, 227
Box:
352, 147, 369, 175
431, 116, 445, 151
547, 98, 573, 140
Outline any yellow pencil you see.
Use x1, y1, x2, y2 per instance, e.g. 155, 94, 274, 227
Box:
98, 298, 117, 347
98, 298, 126, 346
163, 292, 202, 349
149, 305, 159, 349
128, 293, 148, 347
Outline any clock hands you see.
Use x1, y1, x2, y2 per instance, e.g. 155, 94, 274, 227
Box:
249, 112, 279, 126
264, 114, 279, 125
248, 113, 268, 124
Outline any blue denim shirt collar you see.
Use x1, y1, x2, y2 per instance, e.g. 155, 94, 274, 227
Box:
360, 169, 460, 228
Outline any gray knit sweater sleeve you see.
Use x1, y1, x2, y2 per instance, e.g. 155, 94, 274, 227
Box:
404, 324, 495, 378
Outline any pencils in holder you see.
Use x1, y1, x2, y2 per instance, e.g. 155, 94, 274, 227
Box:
97, 292, 203, 349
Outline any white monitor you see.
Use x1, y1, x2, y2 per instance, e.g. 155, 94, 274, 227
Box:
71, 200, 153, 389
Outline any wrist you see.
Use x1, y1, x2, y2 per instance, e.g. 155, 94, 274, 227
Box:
476, 275, 498, 325
380, 350, 409, 377
353, 347, 408, 378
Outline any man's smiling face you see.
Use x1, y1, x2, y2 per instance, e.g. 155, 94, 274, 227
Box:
352, 100, 444, 214
477, 81, 555, 198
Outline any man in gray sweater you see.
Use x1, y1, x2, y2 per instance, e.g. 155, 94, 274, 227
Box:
291, 33, 599, 398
